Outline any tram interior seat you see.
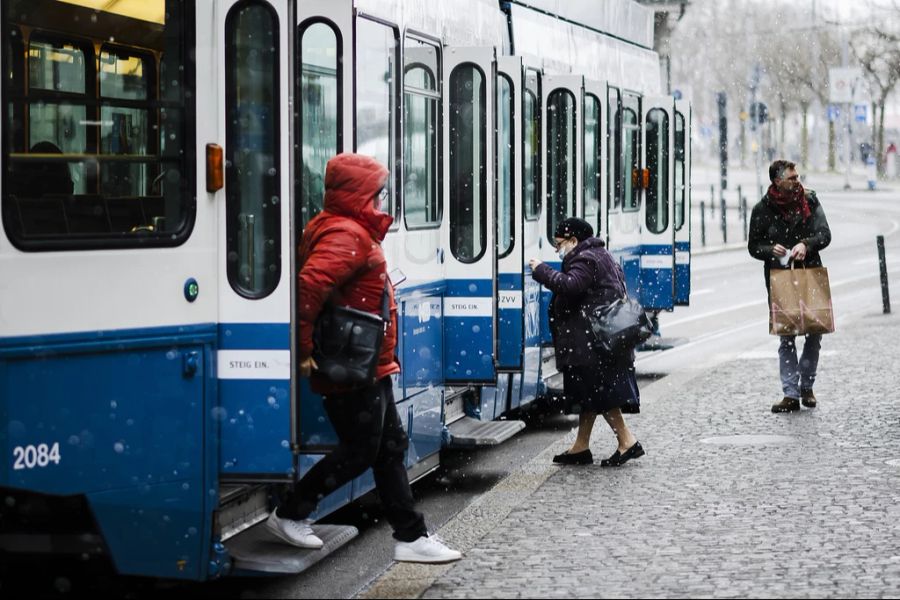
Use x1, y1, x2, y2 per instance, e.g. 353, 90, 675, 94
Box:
8, 141, 167, 236
12, 194, 166, 236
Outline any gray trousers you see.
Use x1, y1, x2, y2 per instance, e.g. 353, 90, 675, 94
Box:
779, 334, 822, 398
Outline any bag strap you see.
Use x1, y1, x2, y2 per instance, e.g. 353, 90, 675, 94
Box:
612, 262, 628, 299
380, 283, 391, 321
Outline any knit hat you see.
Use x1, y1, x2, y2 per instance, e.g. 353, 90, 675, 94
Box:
554, 217, 594, 242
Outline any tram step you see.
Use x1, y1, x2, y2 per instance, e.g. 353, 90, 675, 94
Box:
542, 371, 564, 399
446, 416, 525, 448
443, 385, 471, 425
225, 520, 358, 575
217, 484, 268, 542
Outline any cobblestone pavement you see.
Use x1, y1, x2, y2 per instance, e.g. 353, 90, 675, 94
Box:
365, 310, 900, 598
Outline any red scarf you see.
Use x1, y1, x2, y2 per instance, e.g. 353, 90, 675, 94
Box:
767, 183, 811, 222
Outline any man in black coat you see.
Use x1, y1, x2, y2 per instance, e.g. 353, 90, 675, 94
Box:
748, 160, 832, 413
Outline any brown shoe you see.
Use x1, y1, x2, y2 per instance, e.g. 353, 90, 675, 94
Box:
772, 396, 800, 413
801, 389, 817, 408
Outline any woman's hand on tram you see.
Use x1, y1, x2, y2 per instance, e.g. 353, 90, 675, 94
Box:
528, 258, 542, 271
299, 356, 318, 377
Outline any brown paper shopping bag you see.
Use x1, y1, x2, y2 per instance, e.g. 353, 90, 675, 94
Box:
769, 263, 835, 336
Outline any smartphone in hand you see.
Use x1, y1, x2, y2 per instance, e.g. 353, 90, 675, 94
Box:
388, 268, 407, 288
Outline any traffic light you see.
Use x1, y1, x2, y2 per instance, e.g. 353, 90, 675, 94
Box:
749, 101, 768, 124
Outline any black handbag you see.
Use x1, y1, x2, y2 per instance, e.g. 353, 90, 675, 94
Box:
586, 270, 654, 355
312, 285, 390, 386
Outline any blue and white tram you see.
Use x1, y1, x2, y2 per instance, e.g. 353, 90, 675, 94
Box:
0, 0, 691, 581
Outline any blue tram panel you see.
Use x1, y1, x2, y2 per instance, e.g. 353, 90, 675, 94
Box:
218, 324, 293, 476
0, 328, 217, 580
639, 246, 676, 311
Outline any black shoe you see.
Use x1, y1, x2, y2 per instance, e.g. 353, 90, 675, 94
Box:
552, 449, 593, 465
800, 389, 817, 408
600, 441, 645, 467
621, 404, 641, 414
771, 396, 800, 413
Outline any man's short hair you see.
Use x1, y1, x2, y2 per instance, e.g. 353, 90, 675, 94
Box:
769, 159, 796, 182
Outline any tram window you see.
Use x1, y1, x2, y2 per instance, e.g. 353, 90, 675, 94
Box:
356, 18, 399, 223
225, 1, 281, 298
100, 46, 152, 198
300, 21, 340, 226
607, 87, 621, 212
645, 108, 669, 234
622, 93, 640, 213
674, 111, 686, 231
2, 0, 193, 251
27, 37, 89, 158
497, 73, 514, 258
546, 89, 576, 245
28, 39, 86, 94
449, 64, 486, 264
583, 93, 601, 234
403, 36, 440, 229
523, 69, 541, 221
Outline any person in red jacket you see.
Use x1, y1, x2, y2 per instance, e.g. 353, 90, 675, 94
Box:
266, 153, 461, 564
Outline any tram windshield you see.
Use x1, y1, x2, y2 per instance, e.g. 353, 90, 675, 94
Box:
2, 0, 192, 250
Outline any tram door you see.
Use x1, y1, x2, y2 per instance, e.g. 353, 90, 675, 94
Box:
583, 79, 608, 244
606, 88, 643, 293
520, 65, 543, 406
215, 0, 295, 479
442, 47, 497, 383
639, 96, 676, 311
496, 56, 524, 374
539, 75, 583, 346
674, 100, 692, 306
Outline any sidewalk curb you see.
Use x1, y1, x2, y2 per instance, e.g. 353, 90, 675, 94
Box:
356, 435, 569, 599
692, 242, 746, 256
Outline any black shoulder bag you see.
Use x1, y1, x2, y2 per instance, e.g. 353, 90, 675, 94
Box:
312, 285, 390, 386
585, 268, 654, 355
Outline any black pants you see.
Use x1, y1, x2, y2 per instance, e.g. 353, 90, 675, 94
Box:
279, 377, 427, 542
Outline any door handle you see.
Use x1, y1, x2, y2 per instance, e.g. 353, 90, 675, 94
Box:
183, 351, 200, 378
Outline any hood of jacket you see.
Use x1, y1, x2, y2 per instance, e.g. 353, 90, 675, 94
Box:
323, 153, 393, 241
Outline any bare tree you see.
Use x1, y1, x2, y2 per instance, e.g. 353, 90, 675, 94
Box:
852, 24, 900, 176
670, 0, 842, 170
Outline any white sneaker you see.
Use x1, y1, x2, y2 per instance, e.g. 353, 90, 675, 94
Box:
393, 535, 462, 564
265, 510, 324, 549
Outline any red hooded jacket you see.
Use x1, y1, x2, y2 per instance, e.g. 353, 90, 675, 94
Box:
298, 153, 400, 393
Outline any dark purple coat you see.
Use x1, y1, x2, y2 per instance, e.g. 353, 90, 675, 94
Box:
532, 238, 627, 368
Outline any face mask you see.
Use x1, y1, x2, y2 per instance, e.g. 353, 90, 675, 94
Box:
558, 240, 573, 260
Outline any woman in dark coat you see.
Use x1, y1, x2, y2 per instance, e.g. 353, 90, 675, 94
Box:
530, 218, 644, 467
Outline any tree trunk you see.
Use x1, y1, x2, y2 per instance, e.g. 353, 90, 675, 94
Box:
828, 118, 836, 172
780, 99, 787, 156
878, 99, 886, 178
739, 119, 747, 167
801, 103, 809, 169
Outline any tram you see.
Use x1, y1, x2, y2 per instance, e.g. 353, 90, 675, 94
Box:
0, 0, 691, 580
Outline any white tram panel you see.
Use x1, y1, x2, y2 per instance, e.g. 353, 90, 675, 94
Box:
508, 3, 661, 94
355, 0, 508, 48
0, 8, 219, 340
